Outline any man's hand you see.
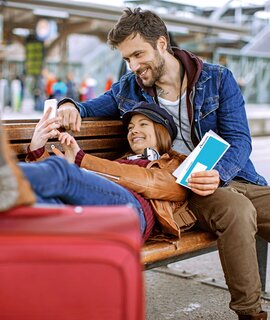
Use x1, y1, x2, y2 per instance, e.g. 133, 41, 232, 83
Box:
188, 169, 220, 196
57, 103, 82, 132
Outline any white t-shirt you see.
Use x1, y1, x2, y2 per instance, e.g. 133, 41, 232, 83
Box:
158, 92, 194, 155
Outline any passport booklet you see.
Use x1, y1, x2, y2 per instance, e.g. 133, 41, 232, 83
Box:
173, 130, 230, 189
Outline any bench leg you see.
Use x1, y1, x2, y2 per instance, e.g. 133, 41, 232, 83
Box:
256, 236, 268, 293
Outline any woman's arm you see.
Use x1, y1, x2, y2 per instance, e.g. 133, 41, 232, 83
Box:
56, 132, 187, 202
57, 132, 80, 163
25, 108, 61, 162
29, 107, 61, 151
80, 153, 187, 202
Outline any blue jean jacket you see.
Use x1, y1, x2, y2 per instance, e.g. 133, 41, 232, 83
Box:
67, 63, 267, 186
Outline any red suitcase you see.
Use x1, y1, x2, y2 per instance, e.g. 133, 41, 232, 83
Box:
0, 205, 144, 320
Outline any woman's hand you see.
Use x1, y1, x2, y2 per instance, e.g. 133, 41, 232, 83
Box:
187, 169, 220, 196
29, 107, 61, 151
58, 132, 81, 163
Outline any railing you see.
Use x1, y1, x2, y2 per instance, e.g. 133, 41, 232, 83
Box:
213, 48, 270, 105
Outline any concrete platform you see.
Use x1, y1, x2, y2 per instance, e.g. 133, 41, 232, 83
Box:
145, 250, 270, 320
246, 104, 270, 136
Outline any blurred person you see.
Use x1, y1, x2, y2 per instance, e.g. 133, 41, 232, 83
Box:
45, 71, 57, 99
79, 79, 87, 102
33, 75, 46, 112
11, 76, 23, 112
56, 8, 270, 319
84, 76, 97, 100
0, 102, 195, 242
104, 74, 113, 91
79, 76, 97, 101
52, 78, 68, 101
66, 72, 77, 100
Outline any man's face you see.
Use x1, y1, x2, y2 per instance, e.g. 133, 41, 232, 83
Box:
118, 33, 166, 87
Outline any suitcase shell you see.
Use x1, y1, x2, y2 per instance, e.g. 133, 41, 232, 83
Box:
0, 205, 144, 320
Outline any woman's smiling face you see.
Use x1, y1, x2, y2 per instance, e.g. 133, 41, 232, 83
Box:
127, 114, 157, 154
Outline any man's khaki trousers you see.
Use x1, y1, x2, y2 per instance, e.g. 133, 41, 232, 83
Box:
188, 180, 270, 316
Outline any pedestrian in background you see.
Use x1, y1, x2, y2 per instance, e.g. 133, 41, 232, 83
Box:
52, 78, 67, 101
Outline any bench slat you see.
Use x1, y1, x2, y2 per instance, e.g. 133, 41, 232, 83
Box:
4, 118, 128, 160
11, 138, 128, 158
142, 231, 217, 269
5, 119, 126, 141
74, 121, 126, 137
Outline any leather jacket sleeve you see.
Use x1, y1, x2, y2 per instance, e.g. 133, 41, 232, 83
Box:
80, 152, 187, 202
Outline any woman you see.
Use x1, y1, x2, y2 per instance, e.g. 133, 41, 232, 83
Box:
0, 102, 195, 241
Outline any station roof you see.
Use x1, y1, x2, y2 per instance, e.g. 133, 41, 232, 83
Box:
1, 0, 249, 50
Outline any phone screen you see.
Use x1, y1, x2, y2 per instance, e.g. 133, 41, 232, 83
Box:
43, 99, 57, 119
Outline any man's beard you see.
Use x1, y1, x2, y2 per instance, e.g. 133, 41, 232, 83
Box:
137, 51, 165, 87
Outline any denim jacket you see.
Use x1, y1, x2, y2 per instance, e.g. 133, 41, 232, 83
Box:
60, 49, 267, 186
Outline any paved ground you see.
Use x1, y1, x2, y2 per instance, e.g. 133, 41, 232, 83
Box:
145, 250, 270, 320
145, 267, 235, 320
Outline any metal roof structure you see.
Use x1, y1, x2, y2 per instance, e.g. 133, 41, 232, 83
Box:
0, 1, 269, 106
0, 0, 250, 60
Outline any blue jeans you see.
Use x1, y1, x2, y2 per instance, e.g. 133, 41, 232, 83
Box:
19, 157, 146, 234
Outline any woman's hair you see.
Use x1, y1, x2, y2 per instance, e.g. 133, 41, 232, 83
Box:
107, 7, 173, 54
153, 122, 172, 155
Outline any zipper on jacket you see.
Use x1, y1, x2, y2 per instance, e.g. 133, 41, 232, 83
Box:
189, 87, 202, 143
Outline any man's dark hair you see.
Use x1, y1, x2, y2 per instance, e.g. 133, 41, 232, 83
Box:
107, 7, 173, 54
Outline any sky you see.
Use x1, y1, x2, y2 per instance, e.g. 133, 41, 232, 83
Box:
71, 0, 268, 8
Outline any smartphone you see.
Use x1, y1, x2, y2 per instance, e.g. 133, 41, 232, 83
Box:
43, 99, 57, 119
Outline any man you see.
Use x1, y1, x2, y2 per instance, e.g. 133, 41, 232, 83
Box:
57, 8, 269, 319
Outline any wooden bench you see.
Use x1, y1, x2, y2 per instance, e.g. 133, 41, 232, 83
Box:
3, 118, 268, 291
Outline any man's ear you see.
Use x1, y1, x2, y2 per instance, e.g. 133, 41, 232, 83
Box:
156, 36, 168, 52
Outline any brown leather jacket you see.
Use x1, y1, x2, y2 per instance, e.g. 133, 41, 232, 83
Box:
26, 149, 196, 238
80, 150, 196, 238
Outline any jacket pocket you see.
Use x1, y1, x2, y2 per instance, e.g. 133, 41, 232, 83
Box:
116, 95, 138, 114
173, 201, 197, 231
199, 96, 219, 120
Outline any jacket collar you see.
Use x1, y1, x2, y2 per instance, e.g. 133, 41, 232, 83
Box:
135, 47, 204, 96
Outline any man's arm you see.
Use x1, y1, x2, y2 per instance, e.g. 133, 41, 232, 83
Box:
57, 82, 121, 131
187, 68, 251, 196
213, 68, 252, 184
